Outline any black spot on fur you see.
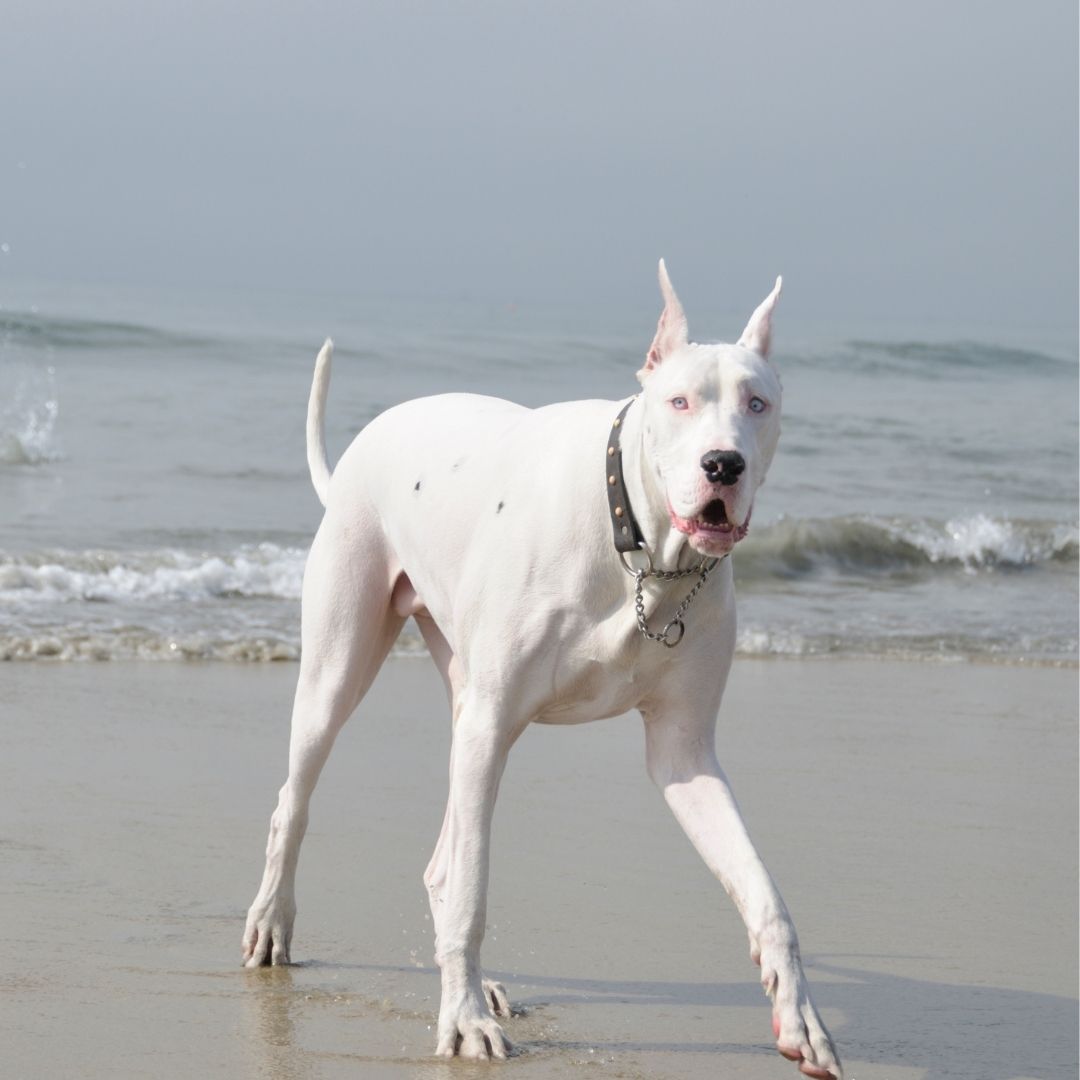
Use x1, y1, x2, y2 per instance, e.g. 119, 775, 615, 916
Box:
414, 481, 421, 492
496, 501, 504, 514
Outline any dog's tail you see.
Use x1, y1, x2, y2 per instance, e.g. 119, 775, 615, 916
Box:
306, 338, 334, 507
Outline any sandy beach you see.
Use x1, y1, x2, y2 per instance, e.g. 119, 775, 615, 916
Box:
1, 656, 1075, 1080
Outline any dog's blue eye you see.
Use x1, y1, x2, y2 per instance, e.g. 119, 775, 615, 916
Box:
749, 396, 767, 414
671, 397, 689, 411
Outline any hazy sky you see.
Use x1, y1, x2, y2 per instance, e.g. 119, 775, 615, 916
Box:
2, 1, 1077, 333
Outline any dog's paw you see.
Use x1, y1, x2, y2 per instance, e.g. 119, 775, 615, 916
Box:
770, 1004, 842, 1079
753, 931, 842, 1079
241, 894, 296, 968
483, 977, 511, 1018
435, 1007, 513, 1061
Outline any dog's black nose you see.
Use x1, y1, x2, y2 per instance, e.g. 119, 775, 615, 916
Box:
701, 449, 745, 485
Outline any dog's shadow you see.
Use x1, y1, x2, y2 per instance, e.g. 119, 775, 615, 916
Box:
247, 955, 1077, 1079
499, 957, 1076, 1079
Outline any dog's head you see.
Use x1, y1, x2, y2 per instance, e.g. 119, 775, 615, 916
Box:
636, 260, 783, 558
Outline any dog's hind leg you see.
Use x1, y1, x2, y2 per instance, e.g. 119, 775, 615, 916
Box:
417, 613, 459, 963
417, 613, 458, 955
242, 513, 403, 967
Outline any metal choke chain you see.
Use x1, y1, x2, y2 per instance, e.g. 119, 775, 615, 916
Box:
632, 555, 722, 648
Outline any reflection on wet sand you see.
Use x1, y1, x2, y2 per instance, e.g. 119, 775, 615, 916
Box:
243, 965, 314, 1080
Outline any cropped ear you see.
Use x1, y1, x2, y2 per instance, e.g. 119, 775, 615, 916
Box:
737, 276, 783, 359
638, 258, 688, 382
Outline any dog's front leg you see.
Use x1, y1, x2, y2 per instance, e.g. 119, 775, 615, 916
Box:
644, 709, 842, 1080
433, 701, 517, 1060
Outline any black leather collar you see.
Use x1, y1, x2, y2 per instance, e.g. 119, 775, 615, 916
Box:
605, 399, 646, 554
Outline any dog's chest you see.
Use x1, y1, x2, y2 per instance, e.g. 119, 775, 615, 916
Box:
488, 551, 734, 727
532, 661, 647, 725
528, 613, 692, 725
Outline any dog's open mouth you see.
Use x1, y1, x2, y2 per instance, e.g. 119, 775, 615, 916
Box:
699, 499, 731, 529
668, 499, 751, 549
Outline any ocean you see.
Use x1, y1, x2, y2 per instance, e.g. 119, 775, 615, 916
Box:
1, 280, 1076, 665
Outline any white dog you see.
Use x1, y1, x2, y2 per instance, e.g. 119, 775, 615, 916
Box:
243, 262, 842, 1079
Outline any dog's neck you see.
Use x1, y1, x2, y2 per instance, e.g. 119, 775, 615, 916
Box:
618, 396, 698, 571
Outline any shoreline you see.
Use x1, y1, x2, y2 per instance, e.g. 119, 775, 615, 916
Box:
2, 657, 1076, 1079
3, 636, 1077, 667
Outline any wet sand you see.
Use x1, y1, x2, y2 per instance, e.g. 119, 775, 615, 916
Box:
1, 658, 1076, 1080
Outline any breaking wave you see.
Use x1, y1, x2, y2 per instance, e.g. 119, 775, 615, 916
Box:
0, 543, 306, 603
736, 514, 1078, 581
3, 515, 1069, 608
